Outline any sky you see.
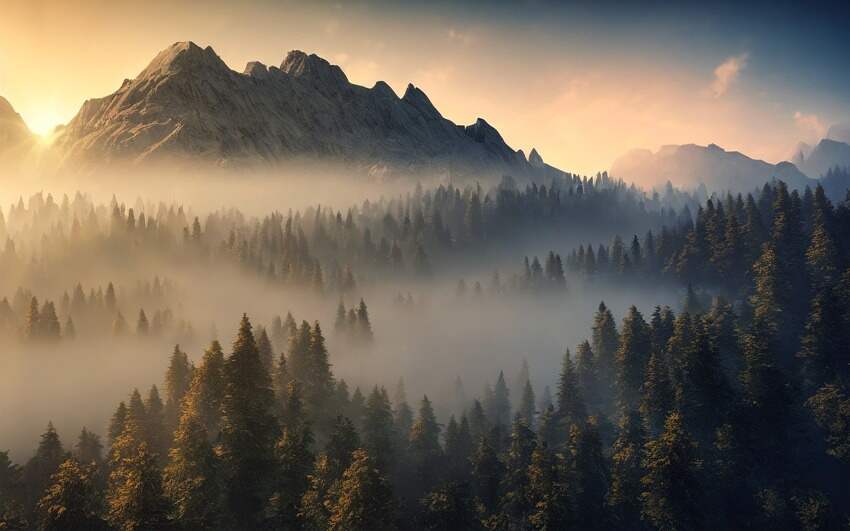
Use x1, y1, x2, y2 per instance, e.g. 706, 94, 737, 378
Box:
1, 0, 849, 174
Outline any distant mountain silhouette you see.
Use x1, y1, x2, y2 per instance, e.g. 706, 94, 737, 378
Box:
611, 143, 814, 193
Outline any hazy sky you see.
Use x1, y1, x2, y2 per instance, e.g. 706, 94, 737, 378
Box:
1, 0, 848, 174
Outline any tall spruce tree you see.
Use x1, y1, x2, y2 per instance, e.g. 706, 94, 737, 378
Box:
640, 411, 702, 531
328, 449, 397, 531
218, 314, 279, 528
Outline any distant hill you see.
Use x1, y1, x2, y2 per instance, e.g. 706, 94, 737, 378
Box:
52, 41, 563, 182
611, 143, 814, 193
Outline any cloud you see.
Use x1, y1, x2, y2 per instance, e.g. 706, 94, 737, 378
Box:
793, 111, 827, 140
707, 53, 748, 98
447, 28, 475, 46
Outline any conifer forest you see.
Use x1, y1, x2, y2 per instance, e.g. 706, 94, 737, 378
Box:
2, 175, 850, 531
4, 2, 850, 529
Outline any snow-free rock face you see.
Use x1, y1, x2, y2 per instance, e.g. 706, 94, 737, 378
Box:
54, 41, 548, 180
0, 96, 33, 151
611, 143, 815, 193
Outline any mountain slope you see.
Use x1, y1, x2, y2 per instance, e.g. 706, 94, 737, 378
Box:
54, 41, 546, 180
611, 143, 814, 193
797, 138, 850, 178
0, 96, 33, 151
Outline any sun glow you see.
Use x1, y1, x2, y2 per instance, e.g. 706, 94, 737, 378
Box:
23, 109, 65, 137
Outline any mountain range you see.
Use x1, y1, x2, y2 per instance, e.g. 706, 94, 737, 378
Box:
48, 41, 561, 181
610, 143, 816, 194
2, 41, 849, 195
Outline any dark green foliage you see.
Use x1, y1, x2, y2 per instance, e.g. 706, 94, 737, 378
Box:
409, 396, 442, 494
616, 306, 651, 412
328, 449, 397, 531
35, 459, 106, 531
420, 481, 481, 531
362, 387, 396, 473
640, 411, 702, 531
218, 314, 279, 527
163, 400, 223, 529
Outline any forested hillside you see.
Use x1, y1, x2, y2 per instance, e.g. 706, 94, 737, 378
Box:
2, 177, 849, 530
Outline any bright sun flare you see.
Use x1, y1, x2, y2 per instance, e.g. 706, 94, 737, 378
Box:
24, 109, 64, 137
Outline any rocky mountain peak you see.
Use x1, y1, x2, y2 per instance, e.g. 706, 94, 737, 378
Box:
138, 41, 228, 79
528, 148, 544, 168
402, 84, 440, 118
280, 50, 348, 91
244, 61, 270, 79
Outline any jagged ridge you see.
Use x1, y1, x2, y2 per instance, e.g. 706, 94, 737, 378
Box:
54, 41, 553, 180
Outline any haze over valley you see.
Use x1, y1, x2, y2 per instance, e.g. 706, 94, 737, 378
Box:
2, 2, 850, 530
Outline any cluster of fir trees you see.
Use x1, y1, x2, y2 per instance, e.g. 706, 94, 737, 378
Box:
0, 279, 188, 345
453, 251, 568, 300
0, 172, 697, 302
333, 299, 374, 345
561, 182, 850, 298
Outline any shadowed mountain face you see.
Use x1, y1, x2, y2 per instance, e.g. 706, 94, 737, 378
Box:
53, 41, 556, 181
0, 96, 32, 150
797, 138, 850, 178
611, 143, 814, 193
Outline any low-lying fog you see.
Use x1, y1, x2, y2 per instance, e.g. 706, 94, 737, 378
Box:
0, 164, 683, 461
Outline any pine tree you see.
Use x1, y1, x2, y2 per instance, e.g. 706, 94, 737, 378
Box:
185, 340, 226, 441
356, 299, 374, 343
269, 383, 315, 529
35, 458, 106, 531
616, 306, 651, 412
40, 301, 61, 341
444, 415, 473, 480
23, 296, 40, 340
518, 380, 536, 429
528, 443, 572, 530
592, 301, 619, 412
498, 419, 536, 528
468, 399, 489, 444
575, 340, 601, 414
362, 387, 396, 473
300, 455, 336, 531
325, 416, 360, 481
108, 402, 128, 450
163, 407, 223, 530
218, 314, 279, 527
420, 480, 481, 531
328, 449, 397, 531
23, 422, 66, 512
640, 351, 674, 437
607, 411, 646, 529
107, 437, 170, 531
556, 349, 586, 439
143, 386, 167, 461
640, 411, 702, 531
136, 309, 149, 336
408, 396, 442, 494
164, 345, 193, 433
470, 436, 504, 516
491, 371, 511, 428
74, 428, 103, 468
568, 418, 609, 530
256, 326, 274, 375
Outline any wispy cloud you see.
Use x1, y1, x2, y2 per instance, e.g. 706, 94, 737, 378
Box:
707, 53, 748, 98
447, 28, 475, 46
793, 111, 827, 140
